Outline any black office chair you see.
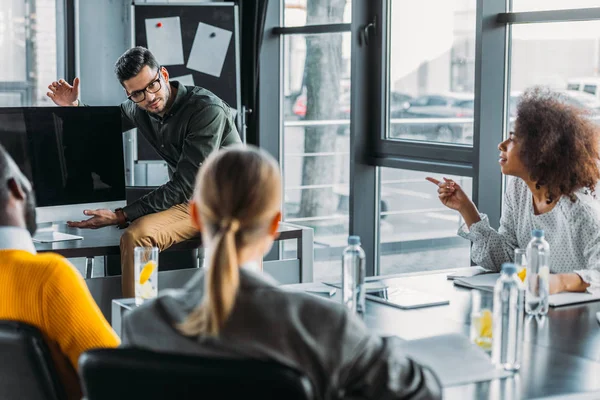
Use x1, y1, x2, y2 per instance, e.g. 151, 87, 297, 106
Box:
79, 348, 314, 400
0, 321, 66, 400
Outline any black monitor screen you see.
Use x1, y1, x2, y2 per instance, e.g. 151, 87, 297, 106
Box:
0, 107, 126, 207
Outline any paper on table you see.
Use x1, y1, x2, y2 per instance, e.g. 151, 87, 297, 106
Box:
171, 74, 195, 87
548, 291, 600, 307
187, 22, 232, 77
454, 273, 600, 307
447, 266, 489, 280
453, 273, 499, 292
145, 17, 184, 66
283, 282, 336, 296
396, 333, 512, 386
324, 280, 389, 293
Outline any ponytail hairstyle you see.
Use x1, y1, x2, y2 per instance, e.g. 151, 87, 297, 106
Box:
178, 145, 282, 337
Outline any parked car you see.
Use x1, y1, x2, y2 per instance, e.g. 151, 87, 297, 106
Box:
390, 93, 475, 142
509, 90, 600, 123
566, 77, 600, 101
292, 90, 412, 120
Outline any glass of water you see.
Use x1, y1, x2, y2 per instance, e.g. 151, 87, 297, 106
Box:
514, 248, 527, 282
134, 246, 159, 305
470, 290, 494, 352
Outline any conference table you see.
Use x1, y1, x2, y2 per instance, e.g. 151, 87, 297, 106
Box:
33, 221, 313, 282
113, 268, 600, 399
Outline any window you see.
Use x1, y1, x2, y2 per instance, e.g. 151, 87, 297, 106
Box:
511, 0, 600, 12
584, 84, 597, 95
282, 31, 352, 283
510, 21, 600, 122
0, 0, 58, 106
387, 0, 476, 144
379, 168, 472, 275
284, 0, 351, 27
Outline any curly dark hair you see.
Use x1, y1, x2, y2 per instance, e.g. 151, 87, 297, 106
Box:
515, 87, 600, 203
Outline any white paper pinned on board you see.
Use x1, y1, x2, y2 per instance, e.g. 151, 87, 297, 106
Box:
145, 17, 185, 66
187, 22, 232, 77
171, 74, 195, 87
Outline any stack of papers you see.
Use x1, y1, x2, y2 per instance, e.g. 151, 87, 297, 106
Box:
453, 273, 498, 292
395, 333, 512, 386
454, 273, 600, 307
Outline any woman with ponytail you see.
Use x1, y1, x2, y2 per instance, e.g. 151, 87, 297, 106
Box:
122, 145, 441, 399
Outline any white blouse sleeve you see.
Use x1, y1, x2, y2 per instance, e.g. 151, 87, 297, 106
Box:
574, 219, 600, 294
457, 186, 519, 272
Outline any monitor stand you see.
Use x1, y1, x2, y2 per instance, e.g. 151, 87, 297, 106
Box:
32, 222, 83, 243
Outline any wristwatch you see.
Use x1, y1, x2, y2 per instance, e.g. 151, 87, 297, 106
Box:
114, 208, 129, 229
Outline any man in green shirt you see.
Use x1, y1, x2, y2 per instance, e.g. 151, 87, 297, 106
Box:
47, 47, 241, 297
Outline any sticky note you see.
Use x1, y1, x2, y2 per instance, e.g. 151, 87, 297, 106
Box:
145, 16, 184, 66
187, 22, 232, 77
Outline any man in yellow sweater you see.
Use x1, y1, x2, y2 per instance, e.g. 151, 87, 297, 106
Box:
0, 144, 120, 398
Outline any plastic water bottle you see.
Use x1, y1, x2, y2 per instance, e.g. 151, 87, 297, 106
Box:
525, 229, 550, 316
492, 263, 525, 371
341, 235, 366, 314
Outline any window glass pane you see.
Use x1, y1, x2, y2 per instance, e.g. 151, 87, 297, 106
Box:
0, 0, 57, 106
283, 33, 351, 283
387, 0, 476, 145
509, 21, 600, 127
284, 0, 351, 27
512, 0, 600, 12
378, 168, 472, 275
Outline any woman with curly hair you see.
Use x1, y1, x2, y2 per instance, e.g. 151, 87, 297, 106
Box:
427, 87, 600, 294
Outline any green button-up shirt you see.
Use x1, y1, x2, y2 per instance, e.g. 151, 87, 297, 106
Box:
120, 82, 241, 221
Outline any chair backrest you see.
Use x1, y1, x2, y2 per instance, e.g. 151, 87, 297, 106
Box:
0, 320, 66, 400
79, 348, 314, 400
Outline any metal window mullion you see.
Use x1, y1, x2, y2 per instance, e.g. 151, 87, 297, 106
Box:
375, 140, 473, 165
473, 0, 509, 229
273, 23, 351, 35
350, 0, 380, 277
372, 156, 473, 178
498, 7, 600, 24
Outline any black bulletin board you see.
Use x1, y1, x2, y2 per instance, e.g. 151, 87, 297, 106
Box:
133, 2, 241, 160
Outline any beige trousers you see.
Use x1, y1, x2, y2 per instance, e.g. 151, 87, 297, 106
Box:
119, 203, 197, 297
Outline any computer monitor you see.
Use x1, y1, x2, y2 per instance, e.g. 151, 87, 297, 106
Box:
0, 106, 126, 225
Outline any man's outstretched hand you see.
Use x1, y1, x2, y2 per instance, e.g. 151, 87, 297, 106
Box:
47, 78, 80, 107
67, 209, 118, 229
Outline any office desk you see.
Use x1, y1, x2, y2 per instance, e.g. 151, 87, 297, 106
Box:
35, 221, 313, 283
262, 271, 600, 399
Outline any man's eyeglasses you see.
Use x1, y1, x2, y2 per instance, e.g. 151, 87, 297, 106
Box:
127, 69, 162, 103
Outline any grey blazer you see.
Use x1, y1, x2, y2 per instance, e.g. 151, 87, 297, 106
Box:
121, 268, 442, 400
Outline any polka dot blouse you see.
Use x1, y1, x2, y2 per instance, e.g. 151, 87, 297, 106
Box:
458, 177, 600, 293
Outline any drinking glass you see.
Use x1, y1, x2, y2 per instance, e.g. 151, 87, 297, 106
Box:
134, 246, 159, 305
514, 248, 527, 282
470, 290, 494, 352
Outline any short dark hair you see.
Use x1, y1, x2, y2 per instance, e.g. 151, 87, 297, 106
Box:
516, 87, 600, 202
0, 145, 11, 206
114, 46, 160, 84
0, 144, 29, 207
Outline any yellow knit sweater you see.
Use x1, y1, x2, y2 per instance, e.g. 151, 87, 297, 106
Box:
0, 250, 120, 397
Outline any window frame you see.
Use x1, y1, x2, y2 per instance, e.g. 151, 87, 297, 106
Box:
259, 1, 600, 279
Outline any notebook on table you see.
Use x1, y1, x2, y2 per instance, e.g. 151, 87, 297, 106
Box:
453, 273, 600, 307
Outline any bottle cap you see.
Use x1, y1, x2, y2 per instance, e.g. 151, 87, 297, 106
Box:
532, 229, 544, 238
501, 262, 517, 275
348, 235, 361, 245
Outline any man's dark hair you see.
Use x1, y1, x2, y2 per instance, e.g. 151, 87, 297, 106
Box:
114, 46, 160, 84
0, 144, 12, 207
